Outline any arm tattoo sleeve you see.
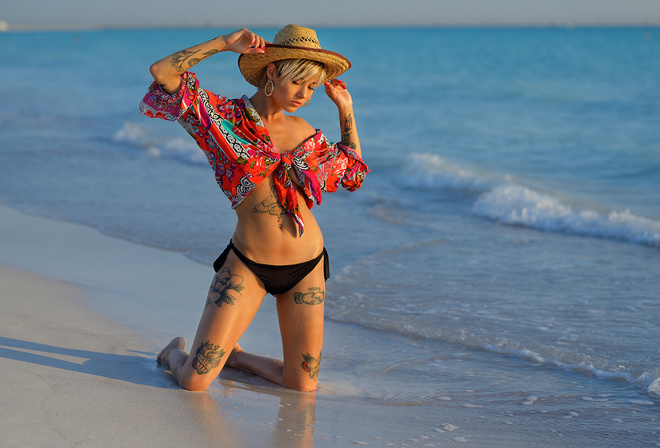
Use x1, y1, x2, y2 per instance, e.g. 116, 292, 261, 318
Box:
169, 49, 201, 71
341, 113, 357, 149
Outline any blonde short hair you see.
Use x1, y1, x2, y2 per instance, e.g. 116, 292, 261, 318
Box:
259, 59, 327, 88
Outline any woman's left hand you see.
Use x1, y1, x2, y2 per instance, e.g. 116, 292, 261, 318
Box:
324, 79, 353, 111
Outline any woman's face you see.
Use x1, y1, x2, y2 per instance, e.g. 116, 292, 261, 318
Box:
273, 76, 317, 112
267, 64, 318, 112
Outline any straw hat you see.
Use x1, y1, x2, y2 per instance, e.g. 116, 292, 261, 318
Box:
238, 24, 351, 87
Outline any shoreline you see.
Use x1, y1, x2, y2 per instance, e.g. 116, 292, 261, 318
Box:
1, 204, 657, 447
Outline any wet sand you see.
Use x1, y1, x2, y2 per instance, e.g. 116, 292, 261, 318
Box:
1, 205, 656, 447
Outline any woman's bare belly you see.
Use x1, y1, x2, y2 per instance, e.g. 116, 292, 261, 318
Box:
230, 177, 324, 265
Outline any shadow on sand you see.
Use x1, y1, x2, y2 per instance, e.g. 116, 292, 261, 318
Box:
0, 336, 163, 387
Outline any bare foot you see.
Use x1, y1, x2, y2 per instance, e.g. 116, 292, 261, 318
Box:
156, 337, 186, 366
226, 343, 244, 369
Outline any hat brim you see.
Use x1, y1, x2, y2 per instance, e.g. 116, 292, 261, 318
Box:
238, 44, 351, 87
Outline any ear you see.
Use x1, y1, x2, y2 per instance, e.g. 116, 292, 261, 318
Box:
266, 63, 277, 80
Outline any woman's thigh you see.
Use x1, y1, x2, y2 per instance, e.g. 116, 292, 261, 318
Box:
275, 259, 326, 391
179, 252, 266, 390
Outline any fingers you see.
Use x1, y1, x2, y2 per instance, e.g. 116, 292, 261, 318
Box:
325, 79, 347, 90
247, 30, 267, 53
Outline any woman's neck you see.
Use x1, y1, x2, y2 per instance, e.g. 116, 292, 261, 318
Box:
250, 90, 285, 123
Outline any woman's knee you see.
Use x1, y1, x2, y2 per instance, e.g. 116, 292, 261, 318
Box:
175, 340, 230, 391
282, 349, 322, 391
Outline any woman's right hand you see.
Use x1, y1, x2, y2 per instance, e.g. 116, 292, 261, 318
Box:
222, 28, 268, 55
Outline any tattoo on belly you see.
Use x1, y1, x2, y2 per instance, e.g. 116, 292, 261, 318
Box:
252, 186, 287, 225
294, 287, 325, 305
192, 340, 225, 375
206, 267, 245, 308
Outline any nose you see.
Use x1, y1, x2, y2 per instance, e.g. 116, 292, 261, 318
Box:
296, 86, 309, 100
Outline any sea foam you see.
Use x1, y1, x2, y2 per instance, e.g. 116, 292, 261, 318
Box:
400, 153, 660, 248
114, 122, 207, 166
473, 185, 660, 247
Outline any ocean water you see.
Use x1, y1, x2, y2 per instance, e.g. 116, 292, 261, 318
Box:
1, 26, 659, 438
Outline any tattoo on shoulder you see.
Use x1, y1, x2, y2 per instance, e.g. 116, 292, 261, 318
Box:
192, 340, 225, 375
205, 267, 245, 308
301, 351, 322, 380
294, 287, 325, 305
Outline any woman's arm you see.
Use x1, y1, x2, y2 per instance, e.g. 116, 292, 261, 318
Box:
324, 79, 361, 158
149, 28, 267, 94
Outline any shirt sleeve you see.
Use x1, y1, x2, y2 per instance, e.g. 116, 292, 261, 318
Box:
326, 142, 369, 192
139, 71, 241, 129
303, 134, 369, 194
139, 71, 200, 121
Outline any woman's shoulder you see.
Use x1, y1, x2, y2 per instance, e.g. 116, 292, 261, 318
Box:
286, 114, 314, 129
287, 115, 318, 139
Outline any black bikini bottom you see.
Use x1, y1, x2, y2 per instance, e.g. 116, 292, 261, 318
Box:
212, 240, 330, 296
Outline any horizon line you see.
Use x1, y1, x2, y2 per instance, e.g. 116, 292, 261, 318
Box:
2, 21, 660, 33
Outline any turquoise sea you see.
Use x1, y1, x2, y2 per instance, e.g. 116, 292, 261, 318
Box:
1, 27, 659, 445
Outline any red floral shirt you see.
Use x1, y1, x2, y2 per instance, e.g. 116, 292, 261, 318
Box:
140, 72, 368, 236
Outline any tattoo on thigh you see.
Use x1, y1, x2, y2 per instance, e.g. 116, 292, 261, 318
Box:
301, 351, 322, 380
192, 340, 225, 375
294, 287, 325, 305
206, 267, 245, 308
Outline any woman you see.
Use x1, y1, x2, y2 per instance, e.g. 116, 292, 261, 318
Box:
140, 25, 368, 392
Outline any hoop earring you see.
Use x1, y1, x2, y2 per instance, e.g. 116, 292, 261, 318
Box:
264, 80, 274, 97
302, 98, 311, 107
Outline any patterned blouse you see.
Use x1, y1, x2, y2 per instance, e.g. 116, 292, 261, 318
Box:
140, 72, 369, 236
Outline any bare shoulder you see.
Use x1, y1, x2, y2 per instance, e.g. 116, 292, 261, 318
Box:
287, 115, 317, 135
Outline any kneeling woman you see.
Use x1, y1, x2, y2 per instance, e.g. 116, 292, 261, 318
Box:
140, 25, 368, 391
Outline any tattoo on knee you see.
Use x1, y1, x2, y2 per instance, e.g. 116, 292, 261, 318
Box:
301, 351, 322, 380
294, 287, 325, 305
192, 340, 225, 375
206, 267, 245, 308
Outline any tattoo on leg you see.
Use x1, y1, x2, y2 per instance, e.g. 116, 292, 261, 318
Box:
301, 351, 322, 380
192, 340, 225, 375
294, 287, 325, 305
206, 267, 245, 308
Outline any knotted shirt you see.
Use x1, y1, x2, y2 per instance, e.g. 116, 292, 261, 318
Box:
139, 72, 368, 236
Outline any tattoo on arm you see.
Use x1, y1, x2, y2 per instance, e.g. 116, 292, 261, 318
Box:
205, 267, 245, 308
294, 287, 325, 305
301, 351, 322, 380
169, 48, 205, 72
341, 113, 357, 149
169, 48, 220, 73
192, 340, 225, 375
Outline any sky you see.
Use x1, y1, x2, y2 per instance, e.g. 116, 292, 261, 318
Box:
2, 0, 660, 29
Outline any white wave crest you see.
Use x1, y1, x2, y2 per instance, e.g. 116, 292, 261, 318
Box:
398, 153, 497, 191
114, 122, 207, 166
473, 184, 660, 247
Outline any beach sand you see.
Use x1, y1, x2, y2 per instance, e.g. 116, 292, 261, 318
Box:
1, 205, 656, 447
0, 205, 462, 447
